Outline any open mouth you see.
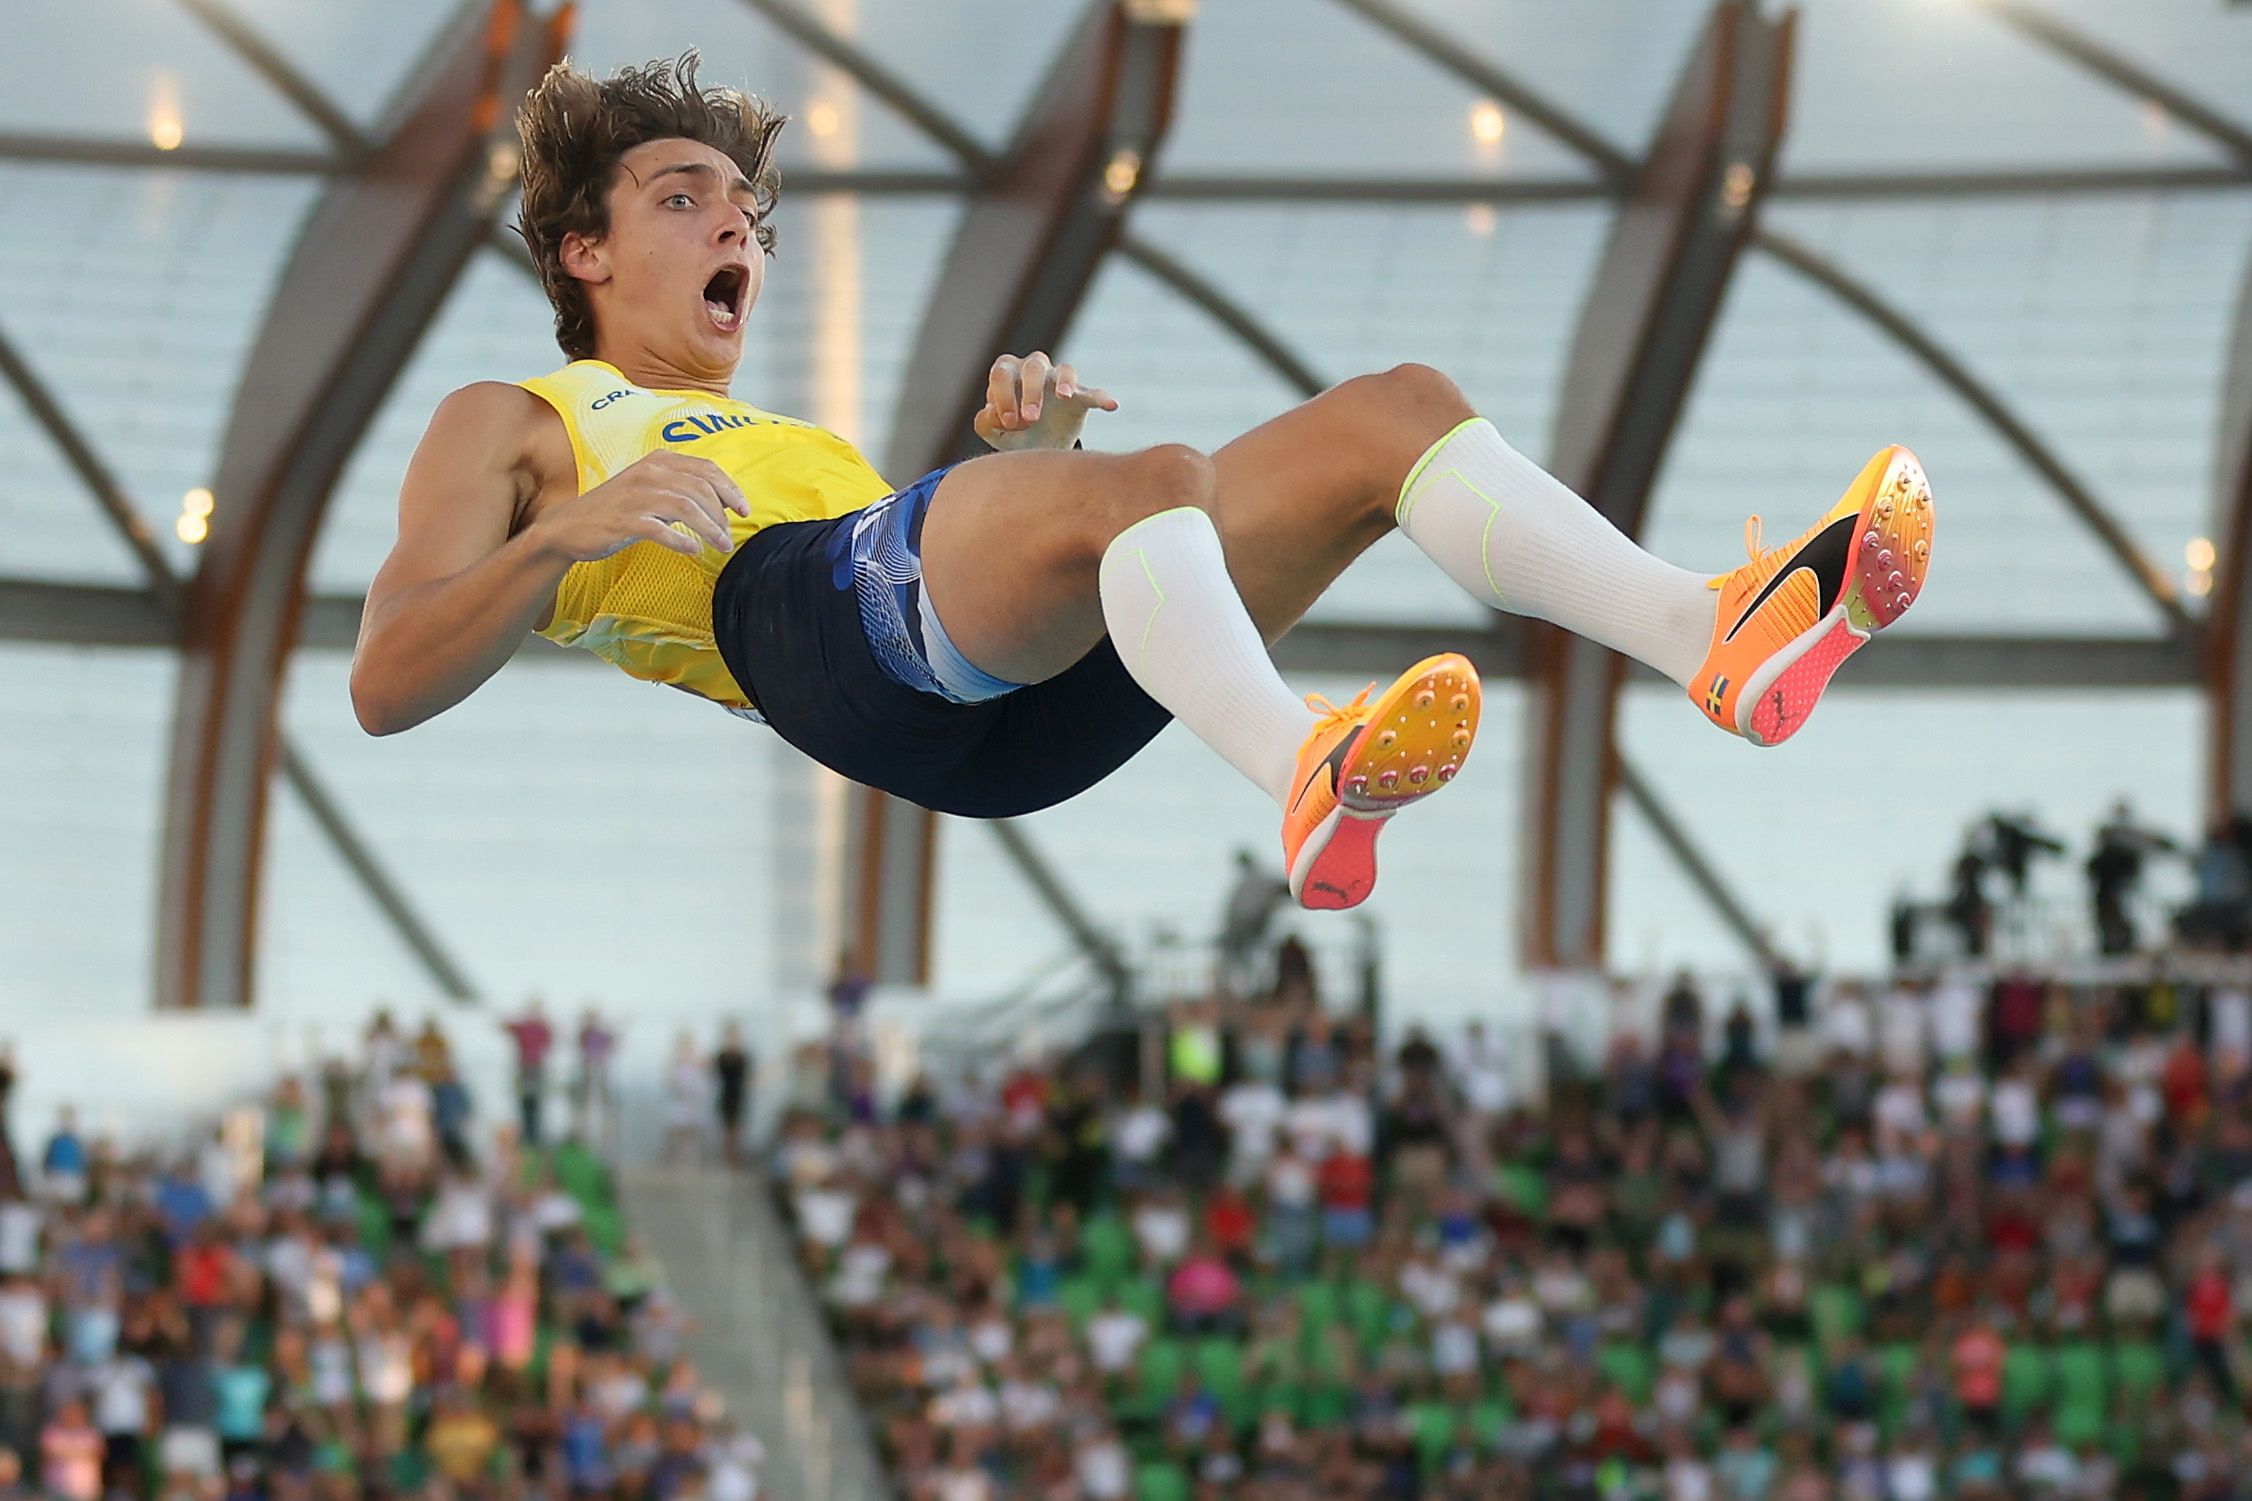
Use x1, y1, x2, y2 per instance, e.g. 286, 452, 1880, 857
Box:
702, 265, 748, 334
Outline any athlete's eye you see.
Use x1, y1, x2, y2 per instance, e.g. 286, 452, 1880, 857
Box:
664, 193, 694, 209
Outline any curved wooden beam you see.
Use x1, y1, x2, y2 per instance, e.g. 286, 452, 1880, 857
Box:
0, 324, 473, 1006
1323, 0, 1636, 183
1965, 0, 2252, 170
171, 0, 374, 160
2207, 255, 2252, 817
734, 0, 996, 171
155, 0, 568, 1010
1524, 0, 1793, 971
1114, 233, 1328, 400
842, 0, 1186, 988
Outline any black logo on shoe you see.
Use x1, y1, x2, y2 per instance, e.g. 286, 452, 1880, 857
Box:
1293, 727, 1364, 813
1723, 515, 1858, 645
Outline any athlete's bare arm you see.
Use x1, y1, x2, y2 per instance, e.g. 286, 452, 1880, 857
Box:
351, 382, 749, 736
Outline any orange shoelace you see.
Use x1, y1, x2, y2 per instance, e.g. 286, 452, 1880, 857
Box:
1304, 684, 1375, 731
1706, 515, 1771, 591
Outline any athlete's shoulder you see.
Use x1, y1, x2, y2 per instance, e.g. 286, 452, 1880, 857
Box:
413, 380, 564, 484
428, 379, 549, 437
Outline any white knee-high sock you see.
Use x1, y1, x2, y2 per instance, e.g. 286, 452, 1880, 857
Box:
1395, 417, 1716, 686
1098, 507, 1311, 807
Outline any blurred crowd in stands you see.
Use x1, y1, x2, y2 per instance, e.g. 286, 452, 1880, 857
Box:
0, 1007, 768, 1501
778, 957, 2252, 1500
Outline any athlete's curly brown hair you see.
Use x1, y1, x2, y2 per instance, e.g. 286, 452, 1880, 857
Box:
515, 52, 786, 360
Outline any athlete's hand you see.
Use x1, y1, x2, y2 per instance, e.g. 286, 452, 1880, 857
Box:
526, 451, 750, 563
973, 350, 1119, 452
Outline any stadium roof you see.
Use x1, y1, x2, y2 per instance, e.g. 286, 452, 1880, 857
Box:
4, 0, 2248, 1020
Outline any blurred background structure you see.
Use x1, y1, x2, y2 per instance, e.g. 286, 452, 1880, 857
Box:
9, 4, 2252, 1499
0, 0, 2247, 1074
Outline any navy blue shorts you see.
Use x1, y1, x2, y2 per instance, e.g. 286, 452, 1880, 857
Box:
710, 466, 1172, 819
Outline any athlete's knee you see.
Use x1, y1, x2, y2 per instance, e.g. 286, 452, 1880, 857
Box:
1127, 442, 1218, 508
1300, 365, 1471, 530
1333, 362, 1470, 428
1105, 443, 1217, 527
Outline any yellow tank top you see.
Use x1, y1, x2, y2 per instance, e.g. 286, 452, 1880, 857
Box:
521, 359, 893, 710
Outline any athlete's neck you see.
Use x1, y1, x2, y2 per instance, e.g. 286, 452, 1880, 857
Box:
589, 342, 735, 399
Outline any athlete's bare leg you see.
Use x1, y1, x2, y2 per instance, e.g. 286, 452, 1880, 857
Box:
917, 363, 1472, 684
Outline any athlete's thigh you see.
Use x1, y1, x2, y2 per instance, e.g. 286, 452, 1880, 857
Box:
1209, 371, 1473, 642
916, 447, 1149, 686
1204, 403, 1405, 644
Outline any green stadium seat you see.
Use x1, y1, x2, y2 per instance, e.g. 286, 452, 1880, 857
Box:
2054, 1398, 2106, 1448
1492, 1163, 1547, 1217
2115, 1341, 2166, 1401
1192, 1338, 1250, 1426
1301, 1325, 1352, 1384
553, 1141, 609, 1207
2001, 1344, 2052, 1419
1138, 1338, 1188, 1400
1596, 1342, 1655, 1403
1409, 1402, 1455, 1472
1879, 1342, 1918, 1391
1296, 1382, 1351, 1426
530, 1321, 555, 1385
1135, 1462, 1190, 1501
1878, 1343, 1918, 1435
1295, 1280, 1342, 1334
2053, 1342, 2106, 1409
583, 1202, 625, 1258
1120, 1278, 1167, 1327
1342, 1279, 1394, 1350
1056, 1276, 1103, 1329
1809, 1285, 1865, 1350
355, 1193, 393, 1257
1083, 1216, 1137, 1284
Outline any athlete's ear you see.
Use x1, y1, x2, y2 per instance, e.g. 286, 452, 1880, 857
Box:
559, 230, 611, 288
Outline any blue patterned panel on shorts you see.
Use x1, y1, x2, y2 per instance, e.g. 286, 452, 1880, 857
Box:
843, 491, 951, 700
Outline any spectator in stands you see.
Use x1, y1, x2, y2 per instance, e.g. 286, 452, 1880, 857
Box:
501, 998, 556, 1146
1165, 1234, 1241, 1336
713, 1022, 753, 1167
412, 1015, 473, 1163
665, 1032, 710, 1166
790, 947, 2252, 1500
0, 1022, 766, 1501
576, 1006, 620, 1145
0, 1045, 19, 1205
42, 1106, 87, 1207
